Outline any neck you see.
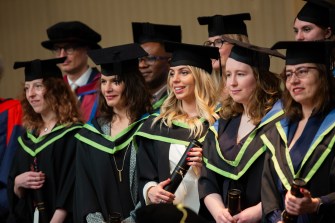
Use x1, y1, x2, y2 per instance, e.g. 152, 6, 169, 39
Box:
112, 106, 130, 123
302, 105, 314, 120
41, 111, 57, 130
66, 65, 89, 82
182, 99, 198, 118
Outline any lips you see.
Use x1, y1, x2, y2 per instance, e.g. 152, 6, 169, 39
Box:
292, 87, 304, 94
174, 86, 185, 94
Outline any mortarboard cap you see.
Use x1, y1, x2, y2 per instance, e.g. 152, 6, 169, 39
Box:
222, 36, 285, 71
197, 13, 251, 37
296, 0, 334, 28
13, 57, 66, 81
88, 43, 148, 76
164, 41, 220, 74
271, 41, 335, 69
41, 21, 101, 50
132, 22, 182, 44
136, 203, 207, 223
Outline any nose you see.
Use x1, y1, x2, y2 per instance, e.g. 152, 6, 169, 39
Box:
26, 86, 35, 98
295, 30, 304, 41
288, 74, 300, 84
58, 48, 67, 57
228, 75, 237, 86
171, 73, 181, 83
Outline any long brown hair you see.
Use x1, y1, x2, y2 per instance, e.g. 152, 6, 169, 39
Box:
21, 77, 82, 131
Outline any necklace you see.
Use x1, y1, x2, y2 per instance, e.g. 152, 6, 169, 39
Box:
112, 143, 130, 182
44, 127, 48, 132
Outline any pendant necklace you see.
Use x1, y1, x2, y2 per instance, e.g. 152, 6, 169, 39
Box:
44, 127, 48, 132
112, 143, 130, 182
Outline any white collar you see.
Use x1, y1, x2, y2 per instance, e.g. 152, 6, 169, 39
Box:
67, 67, 92, 87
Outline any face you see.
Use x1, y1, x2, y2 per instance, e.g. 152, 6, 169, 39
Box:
225, 58, 257, 107
207, 35, 233, 71
52, 42, 89, 75
293, 18, 331, 41
285, 63, 320, 108
139, 42, 171, 91
169, 65, 196, 103
25, 79, 51, 115
101, 74, 125, 108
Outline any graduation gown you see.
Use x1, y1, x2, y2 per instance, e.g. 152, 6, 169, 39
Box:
135, 114, 211, 216
0, 98, 22, 219
199, 101, 284, 214
261, 109, 335, 223
74, 116, 147, 222
7, 123, 82, 223
64, 68, 100, 122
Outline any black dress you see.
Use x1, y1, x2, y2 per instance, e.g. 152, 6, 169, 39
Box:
7, 123, 82, 223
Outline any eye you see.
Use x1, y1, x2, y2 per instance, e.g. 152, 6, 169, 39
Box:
169, 70, 175, 77
237, 72, 245, 76
297, 68, 308, 76
225, 72, 231, 78
293, 28, 298, 34
285, 72, 292, 78
302, 27, 311, 33
101, 79, 106, 84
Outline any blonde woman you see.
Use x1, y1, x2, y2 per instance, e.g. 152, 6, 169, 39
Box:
135, 42, 219, 220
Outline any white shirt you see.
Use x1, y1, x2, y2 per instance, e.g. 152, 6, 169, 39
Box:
67, 67, 92, 90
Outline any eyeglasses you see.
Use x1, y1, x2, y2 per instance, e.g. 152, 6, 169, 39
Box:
285, 66, 318, 81
138, 55, 170, 65
203, 39, 227, 48
51, 45, 80, 55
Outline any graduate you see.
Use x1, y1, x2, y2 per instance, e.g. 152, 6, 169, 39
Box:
74, 43, 152, 223
135, 42, 219, 219
7, 57, 82, 223
198, 38, 284, 223
197, 13, 251, 93
262, 41, 335, 223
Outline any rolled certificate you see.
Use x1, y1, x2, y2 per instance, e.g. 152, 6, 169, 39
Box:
164, 139, 203, 193
31, 158, 49, 223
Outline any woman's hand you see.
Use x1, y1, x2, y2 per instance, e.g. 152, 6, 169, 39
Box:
214, 208, 236, 223
14, 171, 45, 198
187, 147, 203, 167
233, 202, 262, 223
147, 179, 175, 204
284, 188, 319, 215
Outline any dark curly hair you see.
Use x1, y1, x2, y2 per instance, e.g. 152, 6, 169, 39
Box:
21, 77, 83, 131
98, 69, 152, 123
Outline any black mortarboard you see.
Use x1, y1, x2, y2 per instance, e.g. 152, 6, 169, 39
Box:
136, 203, 207, 223
296, 0, 334, 28
271, 41, 335, 69
197, 13, 251, 37
164, 41, 220, 74
132, 22, 182, 44
13, 57, 66, 81
222, 36, 285, 71
41, 21, 101, 50
88, 43, 148, 76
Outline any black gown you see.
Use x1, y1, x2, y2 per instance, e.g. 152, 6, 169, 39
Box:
74, 117, 147, 222
7, 123, 82, 223
261, 109, 335, 223
198, 101, 283, 218
135, 114, 212, 219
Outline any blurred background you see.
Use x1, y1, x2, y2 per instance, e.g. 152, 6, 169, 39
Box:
0, 0, 303, 98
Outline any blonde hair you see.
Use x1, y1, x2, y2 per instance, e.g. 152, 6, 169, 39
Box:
154, 66, 219, 137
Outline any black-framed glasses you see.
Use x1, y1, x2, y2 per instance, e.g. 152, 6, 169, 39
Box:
203, 38, 227, 48
51, 45, 81, 55
138, 55, 170, 65
285, 66, 318, 81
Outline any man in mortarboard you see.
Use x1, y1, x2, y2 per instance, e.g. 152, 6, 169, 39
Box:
41, 21, 102, 121
132, 22, 182, 110
294, 0, 335, 41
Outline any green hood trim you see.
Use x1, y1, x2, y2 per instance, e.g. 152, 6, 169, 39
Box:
18, 125, 82, 157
